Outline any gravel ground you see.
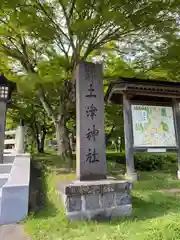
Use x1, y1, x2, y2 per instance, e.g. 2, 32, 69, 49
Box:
0, 224, 31, 240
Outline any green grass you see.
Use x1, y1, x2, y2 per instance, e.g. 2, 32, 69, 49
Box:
24, 153, 180, 240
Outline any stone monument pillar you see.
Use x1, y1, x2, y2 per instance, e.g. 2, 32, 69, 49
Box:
59, 62, 132, 221
76, 62, 106, 181
0, 102, 7, 163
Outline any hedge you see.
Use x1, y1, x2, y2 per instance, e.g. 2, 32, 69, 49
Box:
106, 152, 177, 171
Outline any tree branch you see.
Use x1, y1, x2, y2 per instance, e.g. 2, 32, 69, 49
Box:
36, 1, 71, 43
37, 88, 56, 122
59, 1, 76, 52
69, 0, 76, 19
105, 125, 115, 144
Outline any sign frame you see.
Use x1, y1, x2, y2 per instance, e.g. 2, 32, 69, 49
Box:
129, 100, 178, 153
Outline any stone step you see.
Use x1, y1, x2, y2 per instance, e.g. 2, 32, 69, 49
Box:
0, 174, 9, 188
0, 164, 12, 174
3, 155, 15, 164
0, 174, 9, 179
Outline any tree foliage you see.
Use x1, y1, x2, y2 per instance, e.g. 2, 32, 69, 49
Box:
0, 0, 180, 159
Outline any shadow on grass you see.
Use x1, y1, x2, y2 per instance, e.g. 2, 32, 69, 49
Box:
86, 169, 180, 225
135, 170, 180, 190
108, 170, 180, 224
33, 153, 76, 172
107, 162, 125, 179
28, 157, 58, 219
98, 191, 180, 226
97, 193, 180, 227
29, 152, 180, 223
132, 193, 180, 220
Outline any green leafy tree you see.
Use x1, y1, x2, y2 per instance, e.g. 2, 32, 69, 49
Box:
7, 94, 53, 153
0, 0, 179, 164
147, 36, 180, 81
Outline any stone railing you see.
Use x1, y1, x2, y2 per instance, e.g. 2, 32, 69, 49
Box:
4, 129, 16, 154
0, 154, 30, 224
0, 123, 30, 225
4, 124, 25, 154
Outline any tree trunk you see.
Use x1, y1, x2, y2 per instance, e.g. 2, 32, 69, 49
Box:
36, 83, 74, 165
35, 134, 41, 153
37, 130, 46, 153
105, 125, 115, 146
55, 121, 73, 168
69, 132, 76, 152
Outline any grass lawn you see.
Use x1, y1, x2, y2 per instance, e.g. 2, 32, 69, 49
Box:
24, 153, 180, 240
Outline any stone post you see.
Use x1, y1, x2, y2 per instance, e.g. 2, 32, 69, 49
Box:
0, 102, 7, 163
123, 95, 137, 181
15, 119, 25, 154
76, 62, 106, 181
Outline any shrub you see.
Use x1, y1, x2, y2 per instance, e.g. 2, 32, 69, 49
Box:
29, 157, 48, 213
106, 152, 177, 171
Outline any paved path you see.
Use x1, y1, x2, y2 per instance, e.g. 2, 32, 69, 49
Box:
0, 224, 31, 240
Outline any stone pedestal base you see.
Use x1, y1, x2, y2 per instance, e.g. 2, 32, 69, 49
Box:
59, 180, 132, 221
125, 172, 137, 182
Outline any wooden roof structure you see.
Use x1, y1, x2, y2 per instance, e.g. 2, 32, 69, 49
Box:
105, 77, 180, 104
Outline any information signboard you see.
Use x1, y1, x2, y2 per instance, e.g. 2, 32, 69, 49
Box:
131, 105, 177, 147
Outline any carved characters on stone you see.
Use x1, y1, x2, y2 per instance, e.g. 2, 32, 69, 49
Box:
86, 83, 96, 98
86, 125, 99, 141
84, 63, 100, 164
86, 104, 97, 120
84, 63, 96, 82
86, 148, 99, 163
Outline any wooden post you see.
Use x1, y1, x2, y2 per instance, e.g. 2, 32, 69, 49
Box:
123, 95, 137, 181
172, 99, 180, 179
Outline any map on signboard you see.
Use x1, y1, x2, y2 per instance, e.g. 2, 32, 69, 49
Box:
131, 105, 176, 147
